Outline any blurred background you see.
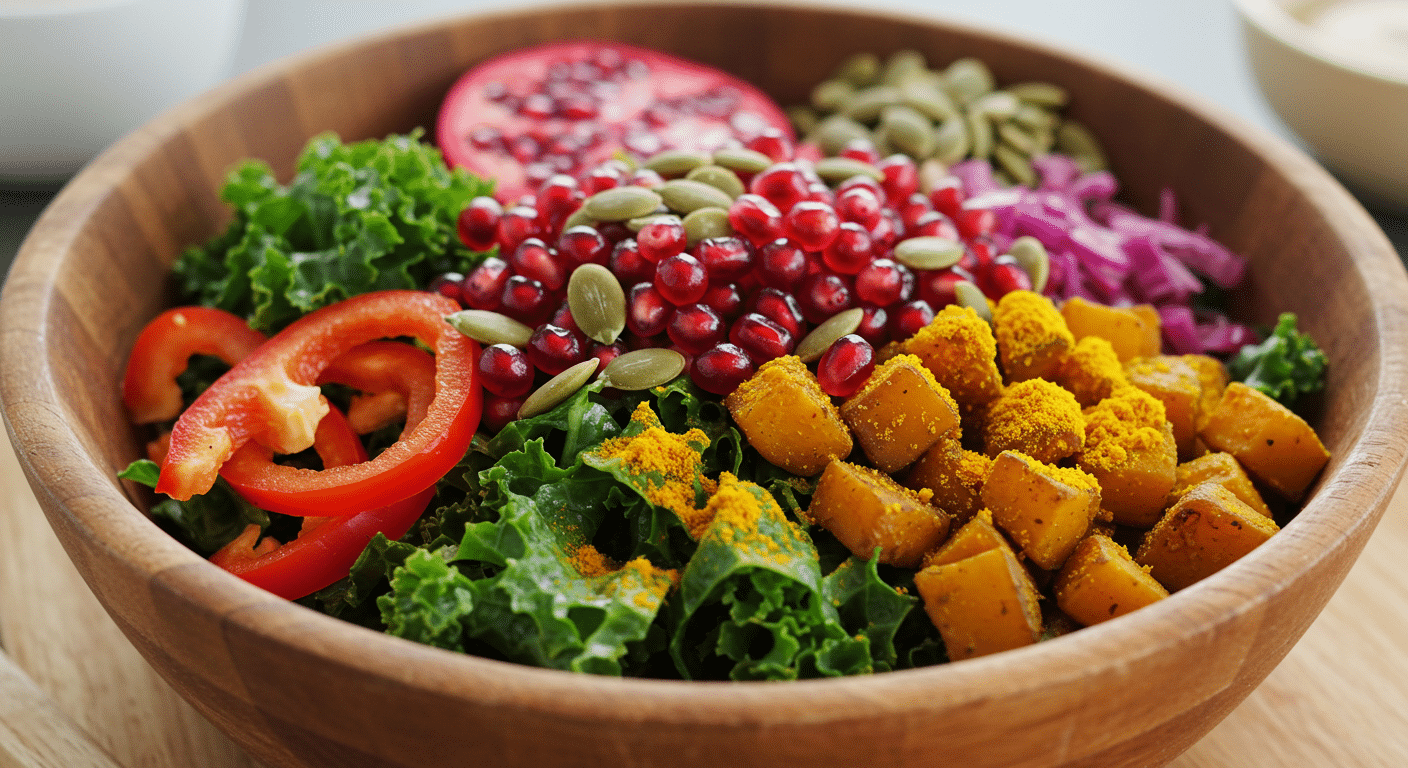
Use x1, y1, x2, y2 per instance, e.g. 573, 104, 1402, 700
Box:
3, 0, 1406, 275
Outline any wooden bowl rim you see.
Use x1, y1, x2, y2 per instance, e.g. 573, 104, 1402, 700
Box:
4, 0, 1408, 726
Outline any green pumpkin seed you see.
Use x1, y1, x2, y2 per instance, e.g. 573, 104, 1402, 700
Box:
811, 78, 856, 112
965, 110, 994, 159
992, 169, 1016, 188
894, 235, 965, 270
996, 121, 1038, 156
795, 308, 865, 363
713, 147, 774, 175
582, 186, 663, 222
567, 264, 627, 345
881, 105, 936, 158
809, 113, 873, 155
518, 358, 601, 420
787, 105, 820, 135
932, 117, 971, 165
813, 156, 884, 185
444, 309, 534, 348
1030, 125, 1055, 155
643, 149, 712, 178
658, 178, 736, 213
1013, 103, 1058, 131
868, 123, 896, 157
682, 207, 733, 247
954, 281, 992, 323
1007, 81, 1069, 107
993, 143, 1036, 187
842, 85, 903, 122
970, 90, 1020, 120
598, 348, 687, 391
1057, 120, 1108, 171
1008, 236, 1050, 294
561, 206, 597, 232
900, 78, 959, 122
881, 49, 928, 85
944, 57, 995, 104
685, 164, 746, 199
836, 52, 882, 87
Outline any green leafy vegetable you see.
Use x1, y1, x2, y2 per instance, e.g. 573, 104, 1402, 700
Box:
120, 459, 267, 555
1226, 313, 1327, 408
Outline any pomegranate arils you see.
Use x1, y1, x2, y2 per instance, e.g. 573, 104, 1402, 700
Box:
797, 272, 855, 325
497, 205, 542, 253
877, 154, 919, 201
821, 222, 874, 275
691, 343, 756, 395
583, 162, 626, 194
729, 312, 793, 360
428, 272, 464, 303
838, 138, 881, 164
746, 128, 794, 162
749, 162, 810, 212
483, 394, 528, 433
550, 301, 585, 341
627, 282, 673, 338
855, 259, 914, 307
457, 196, 503, 251
527, 323, 586, 376
610, 239, 654, 286
702, 282, 745, 321
855, 305, 891, 346
654, 253, 709, 306
462, 257, 511, 310
693, 237, 752, 283
557, 225, 610, 266
911, 210, 959, 240
835, 186, 883, 227
727, 194, 785, 247
537, 174, 583, 230
890, 299, 935, 340
955, 206, 997, 240
756, 238, 807, 290
478, 343, 534, 398
510, 238, 566, 290
929, 177, 966, 217
637, 217, 687, 263
784, 201, 841, 251
500, 274, 554, 325
982, 255, 1034, 298
588, 341, 627, 370
667, 303, 726, 355
919, 266, 975, 310
899, 193, 935, 229
751, 287, 805, 339
817, 334, 875, 397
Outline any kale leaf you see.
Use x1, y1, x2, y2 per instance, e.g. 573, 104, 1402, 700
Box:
1226, 313, 1327, 408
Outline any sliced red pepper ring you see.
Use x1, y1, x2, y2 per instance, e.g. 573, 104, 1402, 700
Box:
122, 306, 268, 424
210, 405, 435, 599
157, 290, 481, 514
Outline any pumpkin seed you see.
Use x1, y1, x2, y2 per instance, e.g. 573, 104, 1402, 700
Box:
954, 281, 992, 323
643, 149, 712, 178
836, 52, 882, 87
682, 207, 732, 247
944, 57, 995, 104
597, 348, 687, 391
444, 309, 534, 348
1013, 103, 1058, 131
567, 264, 627, 345
1007, 81, 1069, 107
813, 156, 884, 185
787, 105, 820, 135
713, 147, 774, 175
1030, 125, 1056, 155
1056, 119, 1107, 171
659, 178, 735, 213
900, 78, 959, 122
842, 85, 903, 122
970, 90, 1020, 121
932, 117, 971, 165
881, 105, 936, 158
518, 358, 600, 420
561, 206, 597, 232
993, 143, 1037, 187
809, 113, 873, 156
965, 110, 994, 159
894, 235, 965, 270
1008, 236, 1050, 294
685, 164, 745, 199
795, 308, 865, 363
881, 49, 928, 85
811, 78, 856, 112
582, 186, 663, 222
996, 121, 1037, 156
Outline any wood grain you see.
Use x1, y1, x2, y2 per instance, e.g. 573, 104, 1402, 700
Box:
2, 4, 1407, 768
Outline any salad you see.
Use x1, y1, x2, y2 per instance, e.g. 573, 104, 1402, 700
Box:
118, 41, 1329, 679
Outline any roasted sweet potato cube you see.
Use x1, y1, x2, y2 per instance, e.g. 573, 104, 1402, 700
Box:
1199, 382, 1329, 500
1135, 482, 1280, 591
725, 355, 852, 476
903, 305, 1004, 408
980, 450, 1101, 570
1124, 355, 1205, 459
840, 354, 960, 473
981, 378, 1085, 464
1169, 451, 1272, 517
1078, 387, 1178, 527
1060, 296, 1161, 362
1184, 354, 1228, 433
1056, 336, 1128, 407
904, 436, 991, 526
923, 508, 1011, 568
808, 459, 952, 567
914, 546, 1043, 661
993, 290, 1074, 382
1054, 534, 1169, 626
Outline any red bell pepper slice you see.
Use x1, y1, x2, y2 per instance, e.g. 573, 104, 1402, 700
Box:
317, 339, 437, 435
122, 306, 268, 424
156, 290, 481, 514
210, 404, 435, 599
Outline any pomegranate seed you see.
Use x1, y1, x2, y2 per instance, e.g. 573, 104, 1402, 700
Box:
627, 282, 673, 338
497, 205, 542, 253
625, 331, 667, 350
557, 225, 610, 266
836, 174, 886, 202
854, 259, 914, 307
784, 201, 841, 251
751, 287, 806, 339
691, 343, 756, 395
955, 207, 997, 240
877, 154, 920, 201
610, 239, 654, 285
478, 343, 535, 398
982, 255, 1034, 298
797, 272, 855, 324
910, 210, 960, 240
918, 266, 976, 309
654, 253, 709, 306
803, 181, 835, 206
728, 194, 785, 247
835, 186, 883, 227
855, 305, 891, 346
500, 275, 554, 325
526, 323, 586, 375
510, 238, 566, 291
537, 174, 583, 233
959, 240, 995, 274
929, 177, 965, 217
462, 257, 511, 310
588, 341, 627, 370
583, 162, 626, 195
637, 217, 687, 263
729, 312, 793, 361
749, 163, 810, 213
746, 129, 794, 162
816, 334, 876, 397
899, 193, 935, 229
428, 272, 465, 304
667, 303, 726, 354
693, 237, 753, 283
483, 394, 527, 433
889, 299, 935, 340
755, 238, 807, 290
838, 138, 881, 164
457, 196, 503, 251
550, 301, 586, 342
821, 222, 874, 275
868, 209, 902, 251
702, 282, 745, 321
597, 221, 632, 245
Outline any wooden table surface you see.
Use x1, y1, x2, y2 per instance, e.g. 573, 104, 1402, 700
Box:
2, 421, 1406, 768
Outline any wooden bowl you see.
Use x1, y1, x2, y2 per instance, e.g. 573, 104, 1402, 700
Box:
3, 3, 1407, 767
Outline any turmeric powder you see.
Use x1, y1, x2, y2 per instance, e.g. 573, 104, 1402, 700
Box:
992, 290, 1075, 382
1056, 335, 1128, 407
698, 473, 807, 567
981, 378, 1085, 464
1078, 385, 1168, 472
589, 402, 716, 537
902, 304, 1004, 408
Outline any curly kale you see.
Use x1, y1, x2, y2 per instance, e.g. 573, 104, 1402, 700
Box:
1226, 313, 1327, 408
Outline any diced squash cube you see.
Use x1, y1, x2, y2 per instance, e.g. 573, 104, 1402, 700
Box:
980, 450, 1101, 570
1055, 336, 1128, 407
808, 459, 952, 567
981, 378, 1085, 464
993, 290, 1074, 382
903, 305, 1004, 408
1184, 354, 1229, 432
1199, 382, 1329, 500
1124, 355, 1204, 459
1078, 386, 1178, 527
1060, 296, 1161, 362
840, 354, 960, 473
1135, 482, 1280, 591
923, 508, 1012, 568
725, 356, 852, 476
1168, 451, 1272, 518
914, 546, 1043, 660
904, 436, 991, 526
1054, 534, 1169, 626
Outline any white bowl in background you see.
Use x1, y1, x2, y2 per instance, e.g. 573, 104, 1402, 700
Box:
1235, 0, 1408, 208
0, 0, 246, 183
